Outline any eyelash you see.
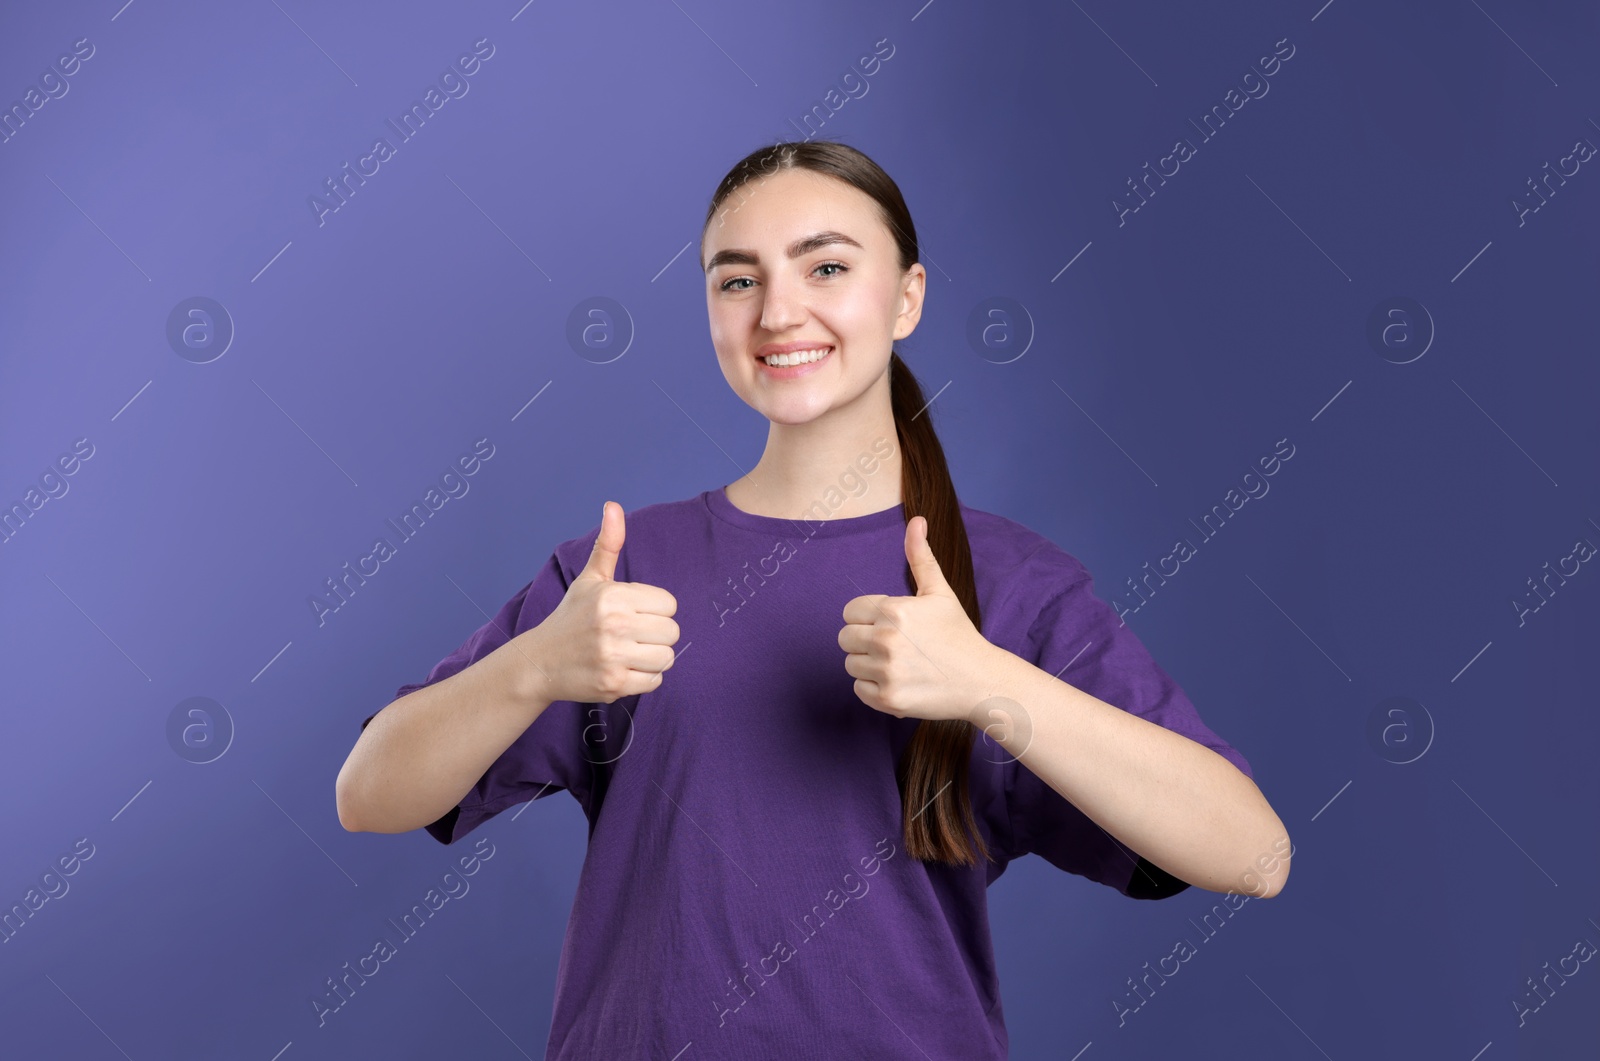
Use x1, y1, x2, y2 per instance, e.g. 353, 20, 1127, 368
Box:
719, 260, 848, 292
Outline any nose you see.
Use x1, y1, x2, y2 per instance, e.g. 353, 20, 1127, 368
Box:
757, 274, 807, 334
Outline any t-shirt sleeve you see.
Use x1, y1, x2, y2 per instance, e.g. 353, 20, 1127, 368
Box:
359, 551, 594, 845
1001, 546, 1254, 899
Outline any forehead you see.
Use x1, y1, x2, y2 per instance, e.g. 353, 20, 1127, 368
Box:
703, 168, 884, 264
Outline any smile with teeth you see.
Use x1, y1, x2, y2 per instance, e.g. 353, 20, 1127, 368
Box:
761, 346, 831, 367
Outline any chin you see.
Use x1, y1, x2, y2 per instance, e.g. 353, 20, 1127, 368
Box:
754, 395, 835, 426
758, 405, 824, 427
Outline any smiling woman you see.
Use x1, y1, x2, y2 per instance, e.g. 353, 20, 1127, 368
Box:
341, 137, 1278, 1060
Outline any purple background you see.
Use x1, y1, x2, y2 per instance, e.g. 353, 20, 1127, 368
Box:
3, 1, 1597, 1058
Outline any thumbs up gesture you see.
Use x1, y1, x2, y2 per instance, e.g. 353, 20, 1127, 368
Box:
838, 515, 1006, 723
536, 501, 680, 704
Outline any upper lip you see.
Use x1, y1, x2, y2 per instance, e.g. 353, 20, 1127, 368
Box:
756, 340, 833, 359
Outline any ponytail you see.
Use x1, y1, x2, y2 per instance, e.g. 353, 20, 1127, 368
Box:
888, 351, 990, 867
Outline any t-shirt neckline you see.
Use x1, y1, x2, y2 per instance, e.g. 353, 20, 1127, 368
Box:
702, 484, 907, 538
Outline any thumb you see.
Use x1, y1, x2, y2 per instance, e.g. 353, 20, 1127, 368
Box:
906, 515, 953, 597
578, 501, 624, 582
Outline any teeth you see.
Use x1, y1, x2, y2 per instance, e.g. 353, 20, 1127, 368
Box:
762, 347, 830, 367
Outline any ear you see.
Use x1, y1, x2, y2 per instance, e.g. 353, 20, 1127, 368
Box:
892, 263, 927, 340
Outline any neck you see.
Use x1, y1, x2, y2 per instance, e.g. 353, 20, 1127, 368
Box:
725, 374, 902, 520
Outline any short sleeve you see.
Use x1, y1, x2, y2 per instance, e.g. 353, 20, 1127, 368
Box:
360, 552, 594, 845
1002, 548, 1254, 899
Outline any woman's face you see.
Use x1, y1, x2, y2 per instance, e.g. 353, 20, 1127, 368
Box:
702, 167, 925, 427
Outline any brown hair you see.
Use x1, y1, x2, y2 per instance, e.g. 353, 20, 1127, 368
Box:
700, 139, 990, 867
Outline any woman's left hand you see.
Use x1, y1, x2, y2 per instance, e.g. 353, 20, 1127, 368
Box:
839, 515, 1010, 723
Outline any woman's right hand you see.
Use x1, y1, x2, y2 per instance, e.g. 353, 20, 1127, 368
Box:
526, 501, 680, 704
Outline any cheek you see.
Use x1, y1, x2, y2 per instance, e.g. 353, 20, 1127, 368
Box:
706, 321, 751, 383
705, 304, 736, 349
709, 313, 754, 363
835, 281, 897, 332
710, 341, 744, 383
708, 295, 758, 331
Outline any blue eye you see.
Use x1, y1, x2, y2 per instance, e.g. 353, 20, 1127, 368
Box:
718, 261, 848, 292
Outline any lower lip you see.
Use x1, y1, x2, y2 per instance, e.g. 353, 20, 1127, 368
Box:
756, 347, 833, 379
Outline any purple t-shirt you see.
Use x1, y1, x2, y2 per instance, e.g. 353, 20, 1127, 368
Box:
362, 486, 1252, 1058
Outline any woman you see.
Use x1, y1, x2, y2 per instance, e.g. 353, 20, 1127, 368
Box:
337, 139, 1290, 1058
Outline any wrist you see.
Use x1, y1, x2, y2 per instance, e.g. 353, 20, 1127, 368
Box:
961, 643, 1031, 727
965, 647, 1044, 763
495, 625, 559, 714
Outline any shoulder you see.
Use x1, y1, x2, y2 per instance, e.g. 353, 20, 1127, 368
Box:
956, 501, 1098, 648
958, 501, 1091, 596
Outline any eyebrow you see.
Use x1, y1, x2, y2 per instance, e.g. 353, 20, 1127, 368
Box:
703, 230, 864, 273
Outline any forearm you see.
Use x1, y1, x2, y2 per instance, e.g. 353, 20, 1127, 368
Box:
337, 628, 555, 834
970, 647, 1289, 896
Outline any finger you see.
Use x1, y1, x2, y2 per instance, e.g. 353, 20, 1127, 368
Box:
836, 623, 872, 655
841, 593, 891, 626
578, 501, 624, 582
842, 650, 876, 683
629, 612, 681, 647
620, 641, 678, 675
905, 515, 952, 597
621, 582, 678, 617
852, 676, 881, 710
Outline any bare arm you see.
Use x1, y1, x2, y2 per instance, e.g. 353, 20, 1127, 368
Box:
338, 501, 678, 835
336, 625, 557, 834
972, 647, 1290, 897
